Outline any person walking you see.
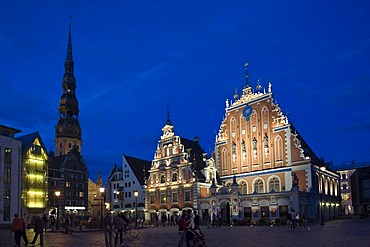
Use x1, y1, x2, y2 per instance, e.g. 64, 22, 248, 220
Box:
64, 215, 72, 234
104, 212, 113, 247
42, 214, 48, 233
113, 213, 125, 246
30, 215, 44, 246
302, 209, 310, 231
287, 211, 292, 229
291, 209, 297, 230
177, 211, 187, 247
10, 213, 29, 247
161, 213, 167, 227
154, 213, 159, 227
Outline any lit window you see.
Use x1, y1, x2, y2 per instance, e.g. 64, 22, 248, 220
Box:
161, 194, 166, 203
66, 182, 70, 187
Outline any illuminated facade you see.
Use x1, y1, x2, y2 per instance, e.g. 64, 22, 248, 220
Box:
48, 22, 89, 216
334, 161, 370, 215
121, 155, 151, 219
145, 117, 215, 223
17, 132, 48, 218
198, 64, 341, 223
0, 125, 22, 225
106, 164, 123, 213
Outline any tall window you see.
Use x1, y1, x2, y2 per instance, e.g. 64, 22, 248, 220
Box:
160, 194, 166, 203
150, 195, 155, 204
160, 174, 166, 183
3, 148, 11, 221
269, 177, 280, 192
172, 173, 178, 182
239, 181, 248, 195
253, 179, 264, 193
222, 148, 227, 171
185, 191, 191, 201
172, 193, 178, 203
274, 136, 283, 161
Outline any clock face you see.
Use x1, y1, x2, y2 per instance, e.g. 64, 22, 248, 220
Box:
243, 105, 253, 121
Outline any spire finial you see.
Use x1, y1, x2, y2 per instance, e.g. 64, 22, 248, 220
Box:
244, 62, 249, 87
166, 99, 171, 125
233, 88, 239, 99
256, 79, 262, 92
66, 16, 73, 61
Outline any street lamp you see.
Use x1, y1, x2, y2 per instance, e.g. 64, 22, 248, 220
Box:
134, 190, 139, 227
55, 191, 61, 230
99, 187, 105, 230
320, 166, 326, 226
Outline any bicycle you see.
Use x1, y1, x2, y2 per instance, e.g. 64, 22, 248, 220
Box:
124, 222, 140, 240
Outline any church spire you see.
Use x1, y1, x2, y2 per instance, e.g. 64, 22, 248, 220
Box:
66, 16, 73, 61
55, 20, 82, 156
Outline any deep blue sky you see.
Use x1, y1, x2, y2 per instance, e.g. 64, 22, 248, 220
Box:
1, 1, 370, 182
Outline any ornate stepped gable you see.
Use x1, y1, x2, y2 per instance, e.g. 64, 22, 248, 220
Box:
216, 63, 319, 177
146, 117, 207, 210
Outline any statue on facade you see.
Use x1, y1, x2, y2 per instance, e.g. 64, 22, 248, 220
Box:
292, 172, 299, 187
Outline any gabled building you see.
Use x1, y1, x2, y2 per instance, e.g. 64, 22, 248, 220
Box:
106, 164, 123, 213
0, 124, 22, 225
206, 64, 341, 224
145, 117, 216, 223
16, 132, 48, 219
122, 155, 151, 219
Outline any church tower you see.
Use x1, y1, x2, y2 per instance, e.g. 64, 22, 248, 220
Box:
55, 22, 82, 156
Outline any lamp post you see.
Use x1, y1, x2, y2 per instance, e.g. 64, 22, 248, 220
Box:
320, 166, 326, 226
134, 190, 139, 227
55, 191, 61, 230
99, 187, 105, 230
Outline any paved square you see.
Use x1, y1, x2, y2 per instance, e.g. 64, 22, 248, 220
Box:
1, 217, 369, 247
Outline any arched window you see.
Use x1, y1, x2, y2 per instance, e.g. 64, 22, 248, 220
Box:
268, 177, 280, 192
253, 179, 264, 193
239, 181, 248, 195
222, 148, 227, 170
160, 174, 166, 183
274, 136, 283, 161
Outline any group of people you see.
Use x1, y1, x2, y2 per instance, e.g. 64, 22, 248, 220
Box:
10, 214, 45, 246
287, 209, 310, 231
103, 212, 130, 247
178, 209, 205, 247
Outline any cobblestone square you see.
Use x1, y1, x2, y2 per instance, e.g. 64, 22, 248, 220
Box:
1, 217, 369, 247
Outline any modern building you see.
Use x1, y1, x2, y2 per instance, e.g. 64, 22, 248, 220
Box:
333, 161, 370, 215
145, 117, 216, 223
122, 155, 151, 220
16, 132, 48, 220
0, 124, 22, 225
48, 22, 89, 217
351, 166, 370, 215
200, 64, 341, 224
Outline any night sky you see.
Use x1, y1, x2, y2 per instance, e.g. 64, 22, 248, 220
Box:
1, 1, 370, 182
